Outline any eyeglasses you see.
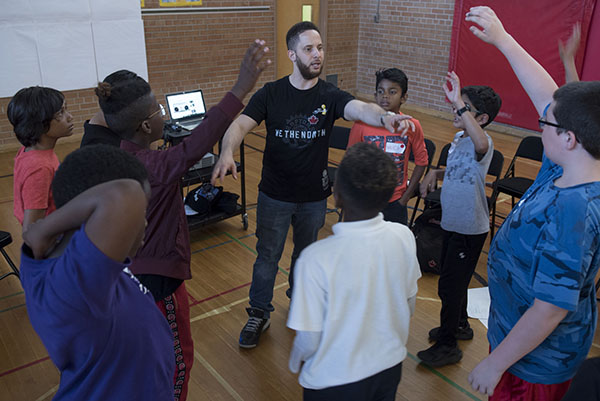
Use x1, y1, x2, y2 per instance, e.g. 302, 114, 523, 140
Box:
538, 118, 563, 130
146, 104, 166, 120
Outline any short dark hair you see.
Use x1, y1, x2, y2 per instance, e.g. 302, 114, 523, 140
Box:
553, 81, 600, 160
52, 144, 148, 208
95, 70, 154, 139
375, 68, 408, 96
7, 86, 65, 147
286, 21, 320, 50
336, 142, 397, 212
461, 85, 502, 128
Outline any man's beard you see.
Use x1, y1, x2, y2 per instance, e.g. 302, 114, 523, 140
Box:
296, 58, 322, 80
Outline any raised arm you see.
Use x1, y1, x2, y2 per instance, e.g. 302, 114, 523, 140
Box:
466, 6, 558, 115
558, 23, 581, 84
23, 179, 148, 262
344, 99, 415, 134
444, 71, 488, 156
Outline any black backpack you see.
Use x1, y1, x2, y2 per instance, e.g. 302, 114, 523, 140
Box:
411, 206, 444, 274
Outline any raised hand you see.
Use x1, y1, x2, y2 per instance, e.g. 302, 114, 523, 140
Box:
443, 71, 463, 106
231, 40, 272, 101
558, 23, 581, 62
465, 6, 510, 46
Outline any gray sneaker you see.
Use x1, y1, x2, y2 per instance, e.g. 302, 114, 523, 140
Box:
239, 307, 270, 348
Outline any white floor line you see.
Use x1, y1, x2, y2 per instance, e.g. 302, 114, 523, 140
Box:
190, 282, 287, 323
416, 296, 441, 303
194, 351, 245, 401
34, 384, 58, 401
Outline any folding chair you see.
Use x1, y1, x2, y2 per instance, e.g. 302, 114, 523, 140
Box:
0, 231, 20, 282
407, 138, 436, 225
490, 136, 543, 236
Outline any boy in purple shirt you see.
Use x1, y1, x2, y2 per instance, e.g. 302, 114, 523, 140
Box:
21, 145, 175, 401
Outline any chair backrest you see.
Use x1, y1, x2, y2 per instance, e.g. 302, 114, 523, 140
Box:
436, 142, 452, 169
329, 126, 350, 150
408, 138, 436, 171
503, 135, 544, 179
487, 149, 504, 179
515, 135, 544, 161
487, 149, 505, 207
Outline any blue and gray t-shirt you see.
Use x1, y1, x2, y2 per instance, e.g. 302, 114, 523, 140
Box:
488, 156, 600, 384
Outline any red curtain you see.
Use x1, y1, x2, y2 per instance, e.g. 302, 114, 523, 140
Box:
448, 1, 596, 131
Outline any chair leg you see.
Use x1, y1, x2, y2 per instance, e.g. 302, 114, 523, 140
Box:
0, 248, 20, 281
409, 196, 422, 227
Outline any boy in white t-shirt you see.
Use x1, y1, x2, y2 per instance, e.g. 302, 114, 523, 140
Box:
287, 142, 421, 400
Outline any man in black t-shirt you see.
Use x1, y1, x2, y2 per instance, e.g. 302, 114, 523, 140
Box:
212, 21, 414, 349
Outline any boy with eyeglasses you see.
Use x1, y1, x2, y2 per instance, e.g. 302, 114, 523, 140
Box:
465, 6, 600, 400
94, 40, 270, 401
418, 71, 501, 367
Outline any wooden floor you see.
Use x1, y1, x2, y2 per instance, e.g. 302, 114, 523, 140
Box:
0, 109, 599, 401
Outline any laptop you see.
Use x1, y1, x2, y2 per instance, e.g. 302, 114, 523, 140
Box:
165, 89, 207, 131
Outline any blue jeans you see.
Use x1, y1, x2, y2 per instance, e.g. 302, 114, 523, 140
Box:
249, 192, 326, 316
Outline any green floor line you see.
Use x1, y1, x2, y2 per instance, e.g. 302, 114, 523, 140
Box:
0, 303, 26, 314
221, 232, 289, 276
0, 291, 24, 301
406, 352, 482, 400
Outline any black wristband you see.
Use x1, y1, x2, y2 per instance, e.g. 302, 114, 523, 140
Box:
456, 104, 471, 116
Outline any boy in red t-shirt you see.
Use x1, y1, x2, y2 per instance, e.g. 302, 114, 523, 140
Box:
347, 68, 428, 225
8, 87, 74, 230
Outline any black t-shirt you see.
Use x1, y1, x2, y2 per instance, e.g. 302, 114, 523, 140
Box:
243, 77, 354, 202
81, 120, 121, 148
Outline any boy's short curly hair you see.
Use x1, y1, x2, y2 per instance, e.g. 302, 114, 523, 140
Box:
7, 86, 65, 147
375, 68, 408, 96
95, 70, 154, 139
461, 85, 502, 128
336, 142, 397, 212
52, 144, 148, 208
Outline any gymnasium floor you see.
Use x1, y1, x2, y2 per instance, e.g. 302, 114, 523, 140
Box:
0, 109, 598, 401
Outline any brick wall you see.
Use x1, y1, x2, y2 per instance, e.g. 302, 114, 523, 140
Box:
324, 0, 361, 94
0, 0, 277, 151
0, 0, 462, 151
355, 0, 455, 112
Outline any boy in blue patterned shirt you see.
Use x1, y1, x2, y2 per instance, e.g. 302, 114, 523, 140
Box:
466, 7, 600, 400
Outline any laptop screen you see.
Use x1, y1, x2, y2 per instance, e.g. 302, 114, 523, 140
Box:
165, 90, 207, 122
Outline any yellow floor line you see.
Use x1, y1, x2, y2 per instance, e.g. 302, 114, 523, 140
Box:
194, 351, 244, 401
34, 384, 58, 401
190, 283, 287, 323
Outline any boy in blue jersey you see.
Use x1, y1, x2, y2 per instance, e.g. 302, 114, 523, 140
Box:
465, 7, 600, 400
20, 145, 174, 401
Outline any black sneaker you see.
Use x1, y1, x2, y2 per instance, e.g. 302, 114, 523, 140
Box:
428, 325, 474, 342
417, 342, 463, 367
239, 307, 270, 348
286, 287, 292, 299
